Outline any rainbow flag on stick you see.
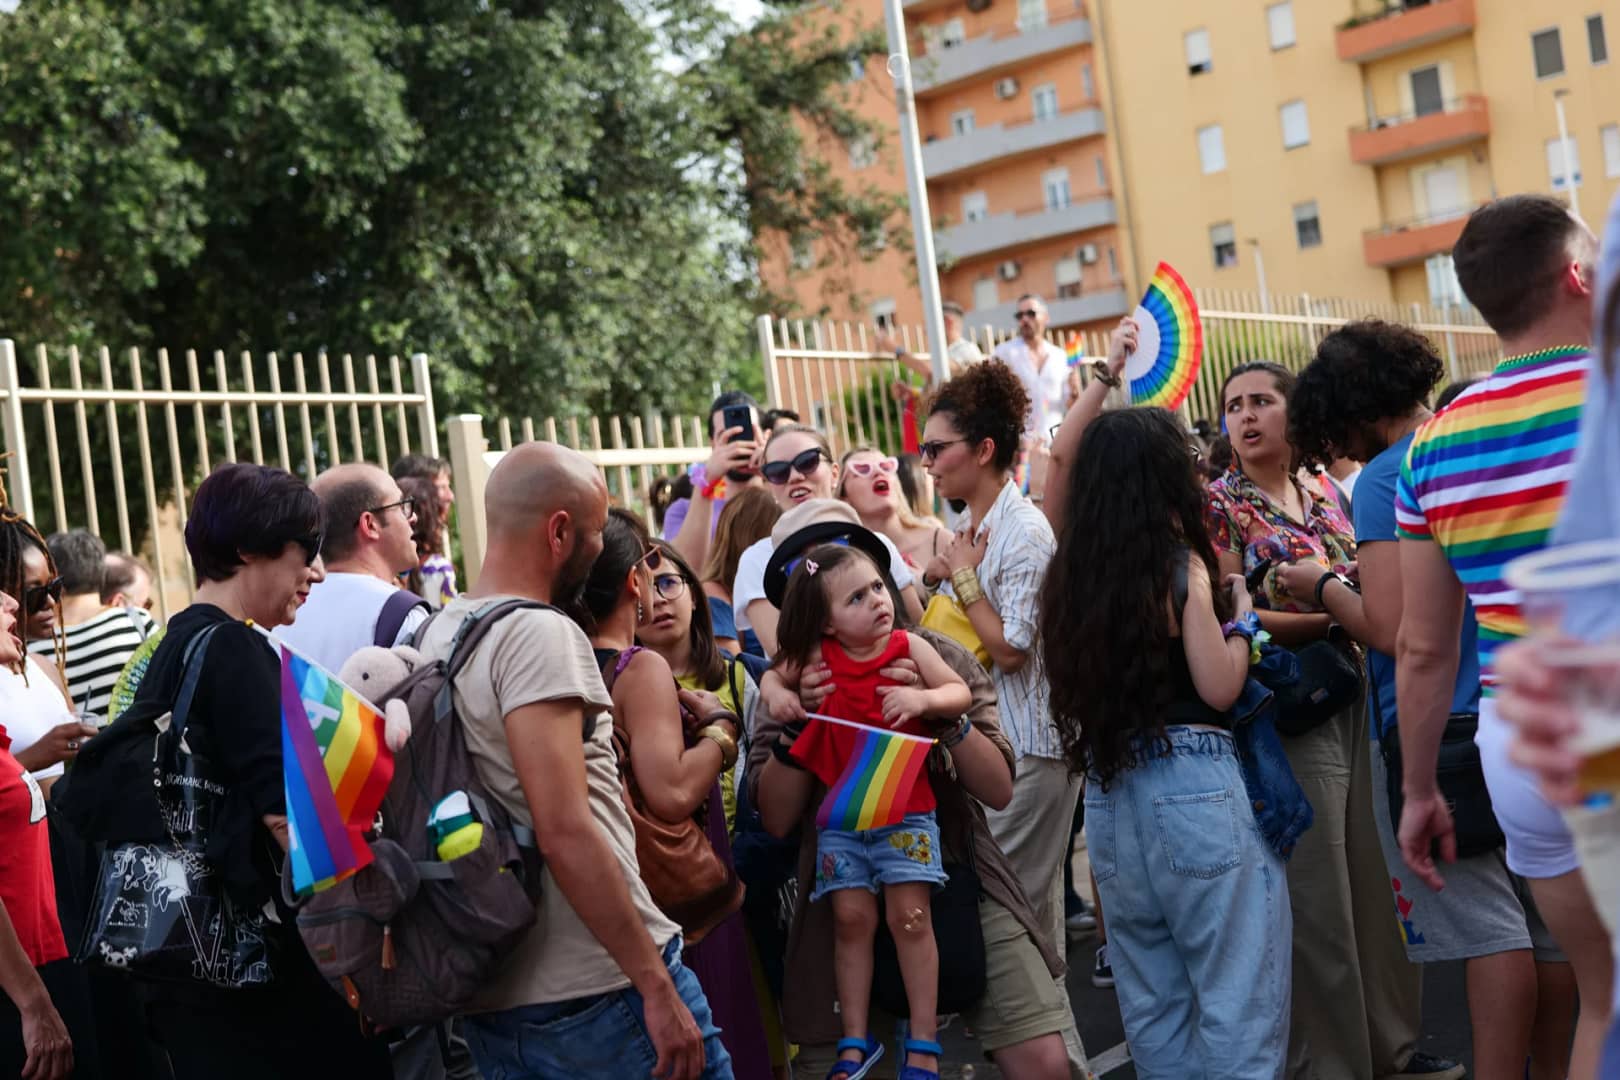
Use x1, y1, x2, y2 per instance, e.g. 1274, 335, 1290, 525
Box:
790, 714, 935, 832
277, 643, 396, 897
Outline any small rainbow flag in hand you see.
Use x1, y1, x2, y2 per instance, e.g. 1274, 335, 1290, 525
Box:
1064, 332, 1085, 368
791, 714, 935, 832
279, 644, 396, 897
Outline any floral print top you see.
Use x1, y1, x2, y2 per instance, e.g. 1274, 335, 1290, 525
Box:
1205, 465, 1355, 613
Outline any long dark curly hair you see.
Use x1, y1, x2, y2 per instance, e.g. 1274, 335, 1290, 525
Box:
1287, 320, 1444, 469
1039, 408, 1231, 786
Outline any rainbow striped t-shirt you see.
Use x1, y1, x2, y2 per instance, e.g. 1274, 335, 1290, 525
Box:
1394, 346, 1590, 690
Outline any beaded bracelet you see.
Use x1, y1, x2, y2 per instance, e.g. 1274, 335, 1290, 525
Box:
941, 715, 973, 748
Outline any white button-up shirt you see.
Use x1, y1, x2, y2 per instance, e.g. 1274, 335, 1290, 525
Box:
992, 336, 1069, 443
945, 481, 1060, 761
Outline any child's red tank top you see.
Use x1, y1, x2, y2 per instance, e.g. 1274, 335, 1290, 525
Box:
819, 631, 925, 736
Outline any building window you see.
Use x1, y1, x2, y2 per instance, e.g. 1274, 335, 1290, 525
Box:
790, 235, 813, 270
1210, 222, 1237, 269
849, 135, 876, 170
848, 56, 866, 81
1043, 168, 1072, 210
973, 277, 998, 311
871, 299, 898, 331
1267, 2, 1296, 50
1055, 257, 1083, 298
950, 109, 976, 136
961, 191, 989, 223
1017, 0, 1046, 32
1293, 201, 1322, 249
1604, 125, 1620, 178
941, 18, 965, 49
1094, 155, 1108, 189
1081, 62, 1095, 101
1280, 100, 1310, 149
1197, 124, 1226, 174
1106, 246, 1119, 280
1409, 65, 1445, 117
1546, 135, 1584, 189
1031, 84, 1059, 122
1590, 15, 1609, 64
1426, 254, 1466, 311
1532, 27, 1565, 78
861, 222, 888, 252
1184, 29, 1212, 75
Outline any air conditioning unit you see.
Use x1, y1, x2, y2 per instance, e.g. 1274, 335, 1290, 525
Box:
1079, 243, 1099, 264
994, 77, 1020, 100
965, 0, 991, 13
997, 260, 1021, 281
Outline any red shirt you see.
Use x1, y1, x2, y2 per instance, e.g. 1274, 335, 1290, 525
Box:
0, 728, 65, 966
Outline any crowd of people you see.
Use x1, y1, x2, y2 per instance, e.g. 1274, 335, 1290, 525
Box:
1, 189, 1620, 1080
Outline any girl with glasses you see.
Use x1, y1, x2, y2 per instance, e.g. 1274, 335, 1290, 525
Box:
733, 427, 924, 656
568, 511, 769, 1079
837, 448, 950, 579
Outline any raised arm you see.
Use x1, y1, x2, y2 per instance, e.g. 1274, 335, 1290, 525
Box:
1181, 559, 1253, 711
1044, 317, 1136, 531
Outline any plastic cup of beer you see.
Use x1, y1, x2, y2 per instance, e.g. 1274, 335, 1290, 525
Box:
1505, 540, 1620, 802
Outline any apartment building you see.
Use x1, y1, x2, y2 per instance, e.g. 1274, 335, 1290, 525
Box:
763, 0, 1620, 332
763, 0, 1126, 338
1099, 0, 1620, 310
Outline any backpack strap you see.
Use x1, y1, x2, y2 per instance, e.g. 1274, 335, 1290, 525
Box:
123, 606, 154, 641
162, 622, 227, 742
434, 599, 591, 748
374, 589, 431, 648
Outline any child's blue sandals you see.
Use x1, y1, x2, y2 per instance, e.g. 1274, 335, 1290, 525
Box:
823, 1036, 884, 1079
897, 1037, 943, 1080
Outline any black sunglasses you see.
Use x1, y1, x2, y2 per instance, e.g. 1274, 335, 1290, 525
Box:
295, 531, 324, 566
918, 438, 967, 461
1015, 309, 1040, 320
762, 448, 830, 486
366, 496, 416, 521
24, 576, 62, 615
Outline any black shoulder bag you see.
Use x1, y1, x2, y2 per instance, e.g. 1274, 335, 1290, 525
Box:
77, 624, 275, 987
1374, 691, 1503, 859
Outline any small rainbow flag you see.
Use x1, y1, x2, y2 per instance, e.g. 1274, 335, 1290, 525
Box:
279, 644, 396, 896
1064, 332, 1085, 368
1124, 261, 1204, 411
791, 714, 935, 832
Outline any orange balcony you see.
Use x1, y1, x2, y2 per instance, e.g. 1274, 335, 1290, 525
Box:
1336, 0, 1476, 64
1349, 94, 1489, 166
1362, 206, 1482, 268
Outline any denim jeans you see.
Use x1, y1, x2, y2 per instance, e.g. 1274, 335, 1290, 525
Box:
1086, 727, 1292, 1079
462, 937, 734, 1080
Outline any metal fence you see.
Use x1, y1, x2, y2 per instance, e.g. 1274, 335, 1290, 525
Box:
758, 291, 1501, 450
0, 339, 437, 620
443, 409, 712, 589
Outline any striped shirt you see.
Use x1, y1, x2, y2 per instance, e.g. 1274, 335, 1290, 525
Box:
29, 607, 155, 723
943, 481, 1059, 760
1394, 346, 1590, 690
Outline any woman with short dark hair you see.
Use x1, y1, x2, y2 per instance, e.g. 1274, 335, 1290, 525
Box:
58, 463, 391, 1080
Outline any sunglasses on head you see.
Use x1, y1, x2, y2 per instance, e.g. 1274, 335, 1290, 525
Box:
847, 456, 898, 478
639, 546, 666, 572
762, 448, 830, 486
24, 576, 62, 615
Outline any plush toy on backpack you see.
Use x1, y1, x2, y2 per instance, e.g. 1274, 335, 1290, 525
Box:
337, 645, 419, 753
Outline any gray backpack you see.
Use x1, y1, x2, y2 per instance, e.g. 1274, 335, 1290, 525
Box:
294, 599, 554, 1029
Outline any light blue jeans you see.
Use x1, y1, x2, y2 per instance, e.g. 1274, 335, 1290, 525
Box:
461, 937, 733, 1080
1085, 727, 1292, 1079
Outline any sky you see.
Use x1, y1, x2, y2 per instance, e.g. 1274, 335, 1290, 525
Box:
714, 0, 764, 29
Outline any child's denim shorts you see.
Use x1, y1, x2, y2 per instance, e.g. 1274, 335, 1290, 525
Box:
809, 811, 949, 903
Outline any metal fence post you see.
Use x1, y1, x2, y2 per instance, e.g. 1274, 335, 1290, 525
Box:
445, 414, 489, 590
412, 353, 440, 462
756, 315, 781, 409
0, 340, 33, 522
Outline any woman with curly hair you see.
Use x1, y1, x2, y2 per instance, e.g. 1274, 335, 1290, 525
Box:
921, 360, 1081, 1035
1210, 359, 1435, 1079
1041, 402, 1290, 1077
1288, 320, 1575, 1080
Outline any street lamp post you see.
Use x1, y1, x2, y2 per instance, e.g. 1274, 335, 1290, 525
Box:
881, 0, 951, 386
1553, 89, 1581, 218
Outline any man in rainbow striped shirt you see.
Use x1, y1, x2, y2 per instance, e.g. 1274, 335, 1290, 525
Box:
1393, 194, 1614, 1077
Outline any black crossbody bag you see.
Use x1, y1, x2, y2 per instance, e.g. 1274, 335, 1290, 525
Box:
1374, 692, 1504, 859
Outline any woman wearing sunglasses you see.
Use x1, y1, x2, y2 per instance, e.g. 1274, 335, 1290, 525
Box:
568, 510, 766, 1080
837, 448, 950, 577
734, 425, 924, 656
0, 511, 96, 791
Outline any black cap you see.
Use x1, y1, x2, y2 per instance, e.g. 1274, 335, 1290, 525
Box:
763, 521, 892, 608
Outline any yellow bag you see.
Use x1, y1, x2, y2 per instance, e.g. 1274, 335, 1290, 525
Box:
921, 592, 991, 669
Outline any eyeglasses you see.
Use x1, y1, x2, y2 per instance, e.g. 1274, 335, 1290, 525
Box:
846, 456, 899, 478
918, 438, 967, 461
1015, 309, 1040, 320
24, 576, 62, 615
366, 496, 416, 522
762, 448, 830, 486
651, 572, 687, 601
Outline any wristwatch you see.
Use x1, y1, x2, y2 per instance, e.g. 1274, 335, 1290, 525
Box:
1313, 571, 1358, 608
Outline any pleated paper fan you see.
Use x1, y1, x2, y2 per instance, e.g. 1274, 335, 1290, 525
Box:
1122, 261, 1204, 410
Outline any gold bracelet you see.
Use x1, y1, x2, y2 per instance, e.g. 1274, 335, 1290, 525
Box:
697, 725, 739, 771
951, 568, 985, 607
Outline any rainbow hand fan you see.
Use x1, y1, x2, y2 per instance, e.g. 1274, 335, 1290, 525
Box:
1123, 261, 1203, 410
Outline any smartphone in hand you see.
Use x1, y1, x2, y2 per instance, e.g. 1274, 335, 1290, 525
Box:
722, 404, 755, 444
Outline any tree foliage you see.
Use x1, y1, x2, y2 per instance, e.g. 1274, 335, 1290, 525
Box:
0, 0, 901, 419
